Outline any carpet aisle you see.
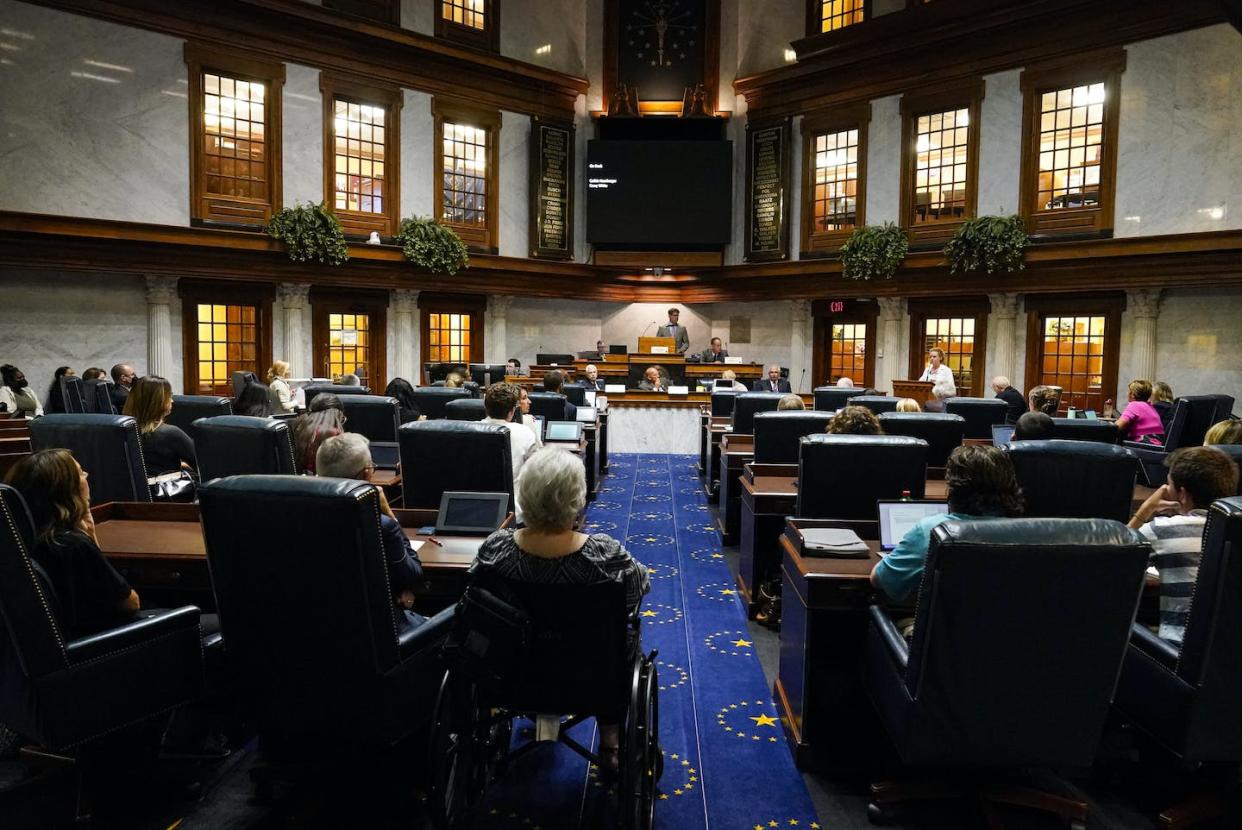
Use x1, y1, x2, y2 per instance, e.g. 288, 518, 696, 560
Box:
473, 453, 822, 830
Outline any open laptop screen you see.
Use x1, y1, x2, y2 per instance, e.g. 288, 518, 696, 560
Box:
992, 424, 1015, 447
436, 491, 509, 535
545, 421, 583, 442
878, 500, 949, 551
370, 441, 400, 469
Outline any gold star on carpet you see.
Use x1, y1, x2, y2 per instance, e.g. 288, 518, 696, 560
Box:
732, 638, 752, 647
789, 821, 800, 826
640, 610, 657, 618
720, 588, 736, 595
674, 789, 683, 796
682, 760, 691, 766
711, 553, 724, 559
811, 824, 821, 829
659, 794, 669, 800
755, 825, 765, 830
750, 714, 778, 727
670, 753, 679, 759
737, 732, 746, 738
770, 822, 779, 828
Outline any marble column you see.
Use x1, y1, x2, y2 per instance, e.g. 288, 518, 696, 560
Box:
487, 295, 513, 365
988, 292, 1021, 386
276, 282, 311, 377
390, 289, 420, 383
144, 275, 178, 379
788, 300, 811, 392
875, 297, 906, 395
1128, 288, 1163, 384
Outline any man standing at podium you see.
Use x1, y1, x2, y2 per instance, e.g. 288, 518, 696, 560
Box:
656, 308, 690, 354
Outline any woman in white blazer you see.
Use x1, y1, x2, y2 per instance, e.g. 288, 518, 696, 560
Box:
266, 361, 297, 414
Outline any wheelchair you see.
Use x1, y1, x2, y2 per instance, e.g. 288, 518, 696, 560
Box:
427, 576, 661, 829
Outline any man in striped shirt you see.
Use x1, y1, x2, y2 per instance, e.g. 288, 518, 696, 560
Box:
1128, 446, 1239, 645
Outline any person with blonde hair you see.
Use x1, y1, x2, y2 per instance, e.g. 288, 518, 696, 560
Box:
917, 347, 956, 410
827, 405, 884, 436
124, 375, 196, 477
895, 398, 922, 413
777, 393, 805, 411
443, 371, 465, 389
1204, 419, 1242, 446
266, 360, 297, 414
1152, 380, 1175, 433
1115, 379, 1164, 443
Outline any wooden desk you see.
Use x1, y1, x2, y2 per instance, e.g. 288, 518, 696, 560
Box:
738, 464, 798, 616
598, 409, 610, 472
704, 418, 730, 503
717, 433, 754, 546
697, 407, 710, 478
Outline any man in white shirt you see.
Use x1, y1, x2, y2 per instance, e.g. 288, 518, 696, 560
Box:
917, 347, 956, 411
481, 383, 538, 485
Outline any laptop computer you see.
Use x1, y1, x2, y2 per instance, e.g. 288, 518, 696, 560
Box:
435, 491, 509, 535
531, 415, 546, 440
583, 390, 597, 408
608, 344, 627, 355
878, 499, 949, 551
992, 424, 1015, 447
370, 441, 400, 469
545, 421, 583, 443
575, 406, 597, 423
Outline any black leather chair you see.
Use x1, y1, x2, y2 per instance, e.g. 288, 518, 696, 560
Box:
1127, 395, 1236, 486
731, 392, 784, 435
878, 412, 966, 468
462, 381, 481, 399
304, 383, 369, 410
1114, 496, 1242, 826
849, 396, 902, 416
59, 375, 87, 414
167, 395, 233, 443
945, 396, 1010, 439
231, 370, 259, 398
1006, 439, 1139, 524
198, 475, 451, 748
410, 387, 472, 420
29, 414, 150, 504
1049, 417, 1119, 443
710, 391, 739, 418
796, 434, 928, 519
0, 483, 203, 819
865, 518, 1150, 825
398, 421, 514, 511
339, 394, 400, 443
561, 385, 586, 406
83, 379, 115, 414
752, 411, 833, 464
528, 392, 570, 423
812, 386, 867, 412
1210, 444, 1242, 494
445, 398, 487, 421
194, 415, 296, 481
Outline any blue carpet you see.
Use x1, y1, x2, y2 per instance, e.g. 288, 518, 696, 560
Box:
473, 453, 823, 830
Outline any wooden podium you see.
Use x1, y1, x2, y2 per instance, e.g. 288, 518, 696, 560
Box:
638, 336, 676, 354
892, 379, 935, 403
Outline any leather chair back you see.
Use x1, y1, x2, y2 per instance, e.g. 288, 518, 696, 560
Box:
462, 381, 481, 399
83, 379, 115, 414
561, 385, 586, 406
231, 371, 259, 398
1006, 439, 1138, 523
752, 411, 833, 464
797, 434, 927, 519
945, 396, 1010, 439
878, 412, 966, 468
812, 386, 867, 412
29, 414, 150, 504
732, 392, 784, 435
898, 518, 1149, 765
445, 398, 487, 421
1167, 395, 1236, 451
398, 421, 514, 511
528, 392, 569, 423
167, 395, 233, 443
59, 376, 87, 414
0, 484, 68, 682
409, 387, 472, 420
1049, 417, 1119, 444
338, 394, 400, 442
303, 384, 369, 410
1210, 444, 1242, 494
849, 396, 901, 416
710, 391, 739, 417
194, 415, 295, 481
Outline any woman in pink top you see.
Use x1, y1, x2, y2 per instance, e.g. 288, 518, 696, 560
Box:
1115, 379, 1165, 443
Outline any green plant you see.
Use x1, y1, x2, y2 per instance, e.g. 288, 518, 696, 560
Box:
394, 216, 470, 275
943, 214, 1029, 275
839, 223, 909, 281
265, 202, 349, 265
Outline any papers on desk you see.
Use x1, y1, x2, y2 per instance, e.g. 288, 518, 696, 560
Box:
724, 356, 743, 364
605, 384, 626, 394
801, 528, 870, 558
668, 385, 689, 395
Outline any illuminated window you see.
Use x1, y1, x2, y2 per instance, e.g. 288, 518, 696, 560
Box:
436, 0, 498, 50
427, 312, 473, 363
819, 0, 865, 33
433, 98, 501, 251
442, 0, 485, 29
325, 313, 371, 382
920, 317, 976, 394
813, 129, 859, 232
1038, 315, 1106, 413
320, 75, 402, 237
1035, 84, 1105, 212
912, 108, 970, 224
195, 303, 258, 395
802, 105, 870, 254
830, 323, 867, 386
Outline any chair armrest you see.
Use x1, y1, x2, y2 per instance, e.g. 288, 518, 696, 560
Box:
398, 605, 455, 660
1129, 623, 1179, 670
65, 606, 201, 666
868, 605, 909, 672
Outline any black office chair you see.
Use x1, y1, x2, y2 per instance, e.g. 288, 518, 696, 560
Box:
304, 383, 369, 410
409, 387, 472, 420
83, 379, 115, 414
445, 398, 487, 421
231, 371, 259, 398
849, 396, 902, 416
29, 414, 150, 504
0, 483, 204, 822
710, 391, 739, 418
167, 395, 233, 443
194, 415, 296, 481
812, 386, 867, 412
752, 411, 833, 464
731, 392, 784, 435
561, 385, 586, 407
1114, 496, 1242, 827
59, 375, 87, 414
528, 392, 570, 423
796, 434, 928, 519
878, 412, 966, 468
1049, 417, 1120, 443
1127, 395, 1235, 486
945, 396, 1010, 439
1006, 439, 1139, 524
398, 421, 514, 511
865, 518, 1150, 827
339, 394, 400, 443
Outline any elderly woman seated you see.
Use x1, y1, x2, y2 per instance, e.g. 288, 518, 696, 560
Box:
470, 447, 650, 768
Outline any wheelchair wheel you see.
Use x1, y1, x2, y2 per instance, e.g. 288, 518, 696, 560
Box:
620, 653, 660, 830
427, 671, 489, 829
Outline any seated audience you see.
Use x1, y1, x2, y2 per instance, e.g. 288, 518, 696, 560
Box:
638, 366, 666, 393
82, 367, 106, 381
109, 363, 136, 412
991, 375, 1026, 424
715, 369, 747, 392
777, 393, 805, 411
293, 392, 346, 474
1204, 419, 1242, 445
383, 378, 424, 423
266, 360, 297, 414
470, 448, 650, 766
1013, 411, 1055, 441
443, 371, 465, 389
542, 370, 578, 419
315, 433, 425, 629
124, 376, 197, 477
1152, 381, 1176, 433
505, 358, 522, 377
235, 381, 273, 417
1115, 379, 1165, 443
0, 364, 43, 417
335, 373, 361, 387
1028, 384, 1059, 416
581, 364, 605, 390
516, 387, 543, 446
753, 364, 791, 394
895, 397, 922, 413
481, 383, 538, 485
5, 449, 140, 637
826, 405, 883, 436
871, 445, 1024, 603
45, 366, 75, 414
835, 377, 855, 388
1128, 446, 1240, 645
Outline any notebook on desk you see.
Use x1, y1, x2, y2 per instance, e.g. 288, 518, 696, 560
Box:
878, 500, 949, 551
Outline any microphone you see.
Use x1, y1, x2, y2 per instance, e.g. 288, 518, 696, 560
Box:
641, 320, 658, 337
799, 367, 806, 393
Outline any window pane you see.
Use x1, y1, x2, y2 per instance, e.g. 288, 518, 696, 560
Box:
812, 128, 860, 233
442, 121, 489, 228
912, 107, 971, 225
820, 0, 865, 33
922, 317, 977, 394
203, 72, 267, 201
1037, 315, 1108, 412
426, 310, 474, 363
195, 302, 260, 395
1035, 80, 1105, 212
442, 0, 486, 30
829, 322, 867, 386
332, 95, 387, 215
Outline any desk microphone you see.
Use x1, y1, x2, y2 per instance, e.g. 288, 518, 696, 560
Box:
641, 320, 658, 337
799, 367, 806, 393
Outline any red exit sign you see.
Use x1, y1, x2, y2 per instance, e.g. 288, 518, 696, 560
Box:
830, 300, 845, 313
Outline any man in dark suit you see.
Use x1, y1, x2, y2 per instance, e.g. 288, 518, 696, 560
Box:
580, 364, 606, 390
700, 337, 728, 363
991, 375, 1026, 425
542, 369, 577, 420
638, 366, 667, 392
109, 363, 135, 412
752, 364, 791, 394
655, 308, 690, 354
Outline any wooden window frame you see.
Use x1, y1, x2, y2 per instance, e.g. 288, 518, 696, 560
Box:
185, 43, 285, 229
1019, 48, 1126, 239
310, 287, 389, 391
419, 293, 487, 381
906, 297, 989, 397
179, 280, 274, 396
801, 103, 870, 256
435, 0, 500, 52
806, 0, 871, 37
811, 299, 878, 389
320, 73, 403, 239
1023, 292, 1124, 414
323, 0, 401, 25
433, 97, 502, 254
899, 79, 985, 247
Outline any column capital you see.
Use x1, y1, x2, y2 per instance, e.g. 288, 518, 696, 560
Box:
488, 295, 514, 316
1128, 288, 1163, 319
390, 288, 420, 313
989, 292, 1021, 319
144, 275, 178, 305
788, 299, 810, 323
876, 296, 905, 322
276, 282, 311, 309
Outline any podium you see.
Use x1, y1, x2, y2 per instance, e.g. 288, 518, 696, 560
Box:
892, 380, 935, 403
638, 336, 676, 354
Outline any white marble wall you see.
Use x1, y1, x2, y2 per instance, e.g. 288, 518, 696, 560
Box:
976, 69, 1022, 217
734, 0, 804, 79
401, 89, 436, 219
504, 298, 610, 365
283, 63, 323, 207
864, 95, 902, 226
501, 0, 588, 77
607, 405, 702, 454
498, 110, 530, 257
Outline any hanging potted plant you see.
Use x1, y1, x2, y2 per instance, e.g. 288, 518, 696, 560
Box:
394, 216, 470, 275
943, 214, 1029, 275
265, 201, 350, 265
839, 222, 909, 281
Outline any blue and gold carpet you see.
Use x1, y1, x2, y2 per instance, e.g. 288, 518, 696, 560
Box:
473, 453, 822, 830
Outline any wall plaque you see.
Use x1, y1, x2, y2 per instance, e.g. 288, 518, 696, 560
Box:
529, 118, 574, 260
745, 118, 791, 262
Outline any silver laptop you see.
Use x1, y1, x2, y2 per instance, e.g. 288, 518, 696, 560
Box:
545, 421, 583, 443
575, 406, 597, 423
877, 499, 949, 551
370, 441, 400, 469
992, 424, 1015, 447
435, 491, 509, 535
